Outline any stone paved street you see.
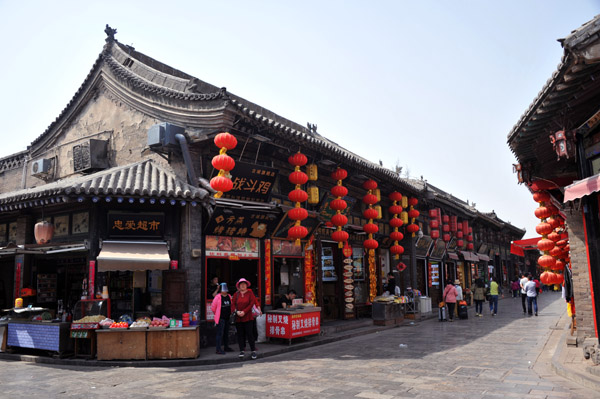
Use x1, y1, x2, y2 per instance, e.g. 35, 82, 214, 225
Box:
0, 292, 597, 398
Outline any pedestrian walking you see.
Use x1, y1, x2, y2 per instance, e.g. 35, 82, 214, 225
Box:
232, 278, 258, 360
454, 279, 463, 317
488, 277, 500, 315
473, 278, 486, 317
525, 274, 538, 316
511, 278, 520, 298
443, 280, 458, 322
210, 282, 234, 355
519, 273, 528, 314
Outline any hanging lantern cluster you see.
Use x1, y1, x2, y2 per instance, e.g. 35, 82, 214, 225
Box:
210, 132, 238, 198
467, 227, 474, 251
428, 209, 439, 240
362, 179, 379, 302
329, 168, 349, 248
389, 191, 404, 259
533, 191, 567, 285
442, 214, 451, 242
406, 197, 419, 236
287, 152, 309, 245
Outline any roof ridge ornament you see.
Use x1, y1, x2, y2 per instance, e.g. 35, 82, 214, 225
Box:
105, 24, 117, 43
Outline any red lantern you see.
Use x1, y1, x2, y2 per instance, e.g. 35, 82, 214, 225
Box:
533, 191, 550, 203
549, 247, 562, 257
210, 175, 233, 193
289, 189, 308, 203
389, 205, 403, 215
442, 233, 451, 242
534, 207, 552, 220
547, 217, 560, 229
289, 171, 308, 185
389, 191, 403, 202
390, 231, 404, 241
363, 208, 379, 220
364, 239, 378, 250
211, 154, 235, 171
362, 180, 378, 191
556, 239, 568, 248
330, 199, 347, 211
34, 221, 54, 244
537, 238, 555, 252
450, 216, 457, 232
431, 230, 440, 239
406, 224, 419, 234
331, 168, 348, 181
428, 209, 437, 219
430, 220, 439, 229
332, 230, 349, 243
457, 239, 464, 247
442, 224, 450, 233
214, 132, 238, 150
331, 214, 348, 227
331, 185, 348, 198
390, 245, 404, 256
457, 231, 464, 239
288, 152, 308, 167
548, 231, 560, 242
390, 218, 404, 228
547, 204, 559, 215
540, 271, 551, 285
363, 223, 379, 235
467, 235, 473, 242
288, 225, 308, 244
538, 255, 556, 269
535, 222, 553, 236
408, 209, 420, 219
442, 215, 449, 224
555, 273, 564, 284
288, 207, 308, 221
554, 259, 565, 270
408, 198, 418, 206
362, 194, 378, 205
342, 241, 352, 257
467, 243, 474, 250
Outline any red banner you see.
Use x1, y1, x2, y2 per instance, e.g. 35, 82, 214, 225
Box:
88, 261, 96, 298
14, 262, 21, 300
265, 239, 271, 305
266, 310, 320, 339
304, 237, 315, 304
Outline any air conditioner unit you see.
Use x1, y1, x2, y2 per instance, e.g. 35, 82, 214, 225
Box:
31, 158, 52, 178
72, 139, 109, 173
147, 122, 184, 149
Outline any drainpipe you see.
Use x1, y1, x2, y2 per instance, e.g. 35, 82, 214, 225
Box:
175, 134, 198, 186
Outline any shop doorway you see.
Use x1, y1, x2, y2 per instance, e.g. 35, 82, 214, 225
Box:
206, 258, 260, 300
0, 258, 14, 309
273, 257, 304, 303
320, 244, 341, 320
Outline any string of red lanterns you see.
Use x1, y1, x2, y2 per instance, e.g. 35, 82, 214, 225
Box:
389, 191, 404, 260
287, 152, 309, 246
210, 132, 238, 198
330, 168, 349, 248
406, 197, 419, 236
362, 179, 379, 302
428, 209, 439, 240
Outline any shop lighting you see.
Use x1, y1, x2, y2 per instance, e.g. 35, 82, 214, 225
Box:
92, 197, 99, 203
170, 199, 176, 205
128, 198, 135, 204
180, 200, 186, 206
139, 198, 145, 204
105, 196, 112, 202
160, 198, 166, 205
190, 201, 197, 207
149, 198, 156, 204
117, 197, 124, 203
77, 196, 84, 203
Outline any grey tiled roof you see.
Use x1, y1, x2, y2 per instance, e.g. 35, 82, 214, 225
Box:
0, 160, 214, 210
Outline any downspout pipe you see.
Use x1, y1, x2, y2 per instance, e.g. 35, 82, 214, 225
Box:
175, 133, 198, 186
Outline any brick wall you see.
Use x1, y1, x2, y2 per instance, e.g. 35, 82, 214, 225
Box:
566, 210, 597, 340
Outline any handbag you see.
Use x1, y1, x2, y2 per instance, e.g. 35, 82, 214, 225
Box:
229, 309, 237, 325
252, 304, 262, 318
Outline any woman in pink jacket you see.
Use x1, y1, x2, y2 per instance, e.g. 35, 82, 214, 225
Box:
210, 282, 234, 354
443, 279, 458, 322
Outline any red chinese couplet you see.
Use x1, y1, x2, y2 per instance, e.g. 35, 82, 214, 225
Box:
265, 239, 271, 305
89, 261, 95, 298
266, 311, 320, 339
14, 262, 21, 300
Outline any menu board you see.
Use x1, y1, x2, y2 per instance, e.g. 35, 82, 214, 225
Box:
428, 262, 440, 287
352, 247, 365, 281
322, 247, 337, 282
205, 236, 260, 258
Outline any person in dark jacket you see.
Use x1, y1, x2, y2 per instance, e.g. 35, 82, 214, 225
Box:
232, 278, 258, 360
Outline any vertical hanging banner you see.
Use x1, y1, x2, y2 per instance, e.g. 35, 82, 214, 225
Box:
14, 260, 22, 300
304, 236, 315, 304
88, 261, 96, 299
265, 239, 272, 305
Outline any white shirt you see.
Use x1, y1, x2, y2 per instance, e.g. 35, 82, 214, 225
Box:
525, 280, 537, 297
520, 277, 529, 294
455, 285, 463, 301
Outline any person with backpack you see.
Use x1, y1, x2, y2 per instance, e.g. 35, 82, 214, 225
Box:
232, 278, 258, 360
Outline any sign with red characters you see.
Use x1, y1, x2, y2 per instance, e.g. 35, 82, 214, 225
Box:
266, 310, 320, 339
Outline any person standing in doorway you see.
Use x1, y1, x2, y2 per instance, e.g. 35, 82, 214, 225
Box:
443, 280, 458, 322
232, 278, 258, 360
473, 278, 486, 317
208, 275, 220, 299
525, 274, 538, 316
210, 283, 234, 354
489, 277, 499, 316
519, 273, 529, 314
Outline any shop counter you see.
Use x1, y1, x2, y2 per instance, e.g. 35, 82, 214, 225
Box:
372, 302, 404, 326
266, 307, 321, 344
96, 329, 146, 361
6, 321, 72, 356
146, 326, 199, 359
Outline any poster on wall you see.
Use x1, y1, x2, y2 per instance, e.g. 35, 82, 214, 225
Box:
352, 247, 365, 281
272, 239, 303, 256
322, 246, 337, 282
205, 236, 259, 258
428, 262, 440, 287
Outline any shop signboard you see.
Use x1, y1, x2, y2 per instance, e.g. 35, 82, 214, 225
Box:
206, 207, 280, 239
428, 262, 439, 287
272, 239, 303, 256
429, 239, 446, 260
478, 243, 488, 255
266, 311, 320, 339
221, 161, 278, 202
415, 236, 433, 258
205, 236, 260, 258
107, 213, 165, 238
0, 223, 7, 246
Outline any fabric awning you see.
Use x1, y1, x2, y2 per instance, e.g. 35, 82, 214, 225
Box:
564, 173, 600, 202
447, 252, 459, 260
97, 241, 170, 272
477, 253, 490, 262
460, 251, 479, 262
510, 244, 525, 257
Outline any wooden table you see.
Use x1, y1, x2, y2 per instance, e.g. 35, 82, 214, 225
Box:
96, 329, 146, 361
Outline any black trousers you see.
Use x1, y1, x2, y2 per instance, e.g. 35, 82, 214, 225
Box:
447, 302, 456, 320
521, 293, 527, 312
236, 321, 256, 352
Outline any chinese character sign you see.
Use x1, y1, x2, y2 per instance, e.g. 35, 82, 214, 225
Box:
108, 214, 165, 238
221, 161, 278, 202
266, 311, 320, 339
206, 208, 279, 239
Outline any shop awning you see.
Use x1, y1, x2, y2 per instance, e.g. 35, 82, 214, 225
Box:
477, 253, 490, 262
447, 252, 459, 260
97, 241, 170, 272
460, 251, 479, 262
564, 173, 600, 202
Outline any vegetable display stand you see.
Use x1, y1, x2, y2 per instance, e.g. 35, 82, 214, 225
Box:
96, 329, 146, 360
266, 307, 321, 345
146, 326, 199, 359
70, 323, 98, 358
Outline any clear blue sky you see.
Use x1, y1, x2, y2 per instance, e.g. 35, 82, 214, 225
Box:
1, 1, 599, 237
